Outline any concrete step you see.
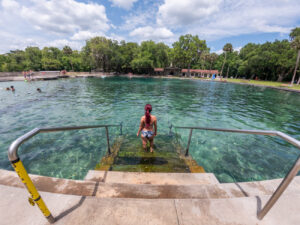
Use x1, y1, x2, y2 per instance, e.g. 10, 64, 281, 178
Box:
2, 169, 300, 200
84, 170, 219, 185
2, 184, 300, 225
0, 170, 227, 199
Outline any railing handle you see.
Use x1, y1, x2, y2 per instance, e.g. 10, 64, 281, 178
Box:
258, 155, 300, 219
120, 122, 123, 135
185, 129, 193, 156
105, 126, 111, 154
169, 124, 173, 136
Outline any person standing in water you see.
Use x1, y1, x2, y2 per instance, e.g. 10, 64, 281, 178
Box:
137, 104, 157, 152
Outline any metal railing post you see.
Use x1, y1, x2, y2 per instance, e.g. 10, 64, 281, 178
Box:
7, 124, 121, 223
105, 126, 111, 154
174, 125, 300, 219
10, 158, 55, 223
258, 155, 300, 220
185, 129, 193, 156
169, 124, 173, 136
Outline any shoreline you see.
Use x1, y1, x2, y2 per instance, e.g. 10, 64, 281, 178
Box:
1, 72, 299, 93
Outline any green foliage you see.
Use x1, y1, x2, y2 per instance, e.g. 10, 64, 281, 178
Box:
289, 27, 300, 40
172, 34, 208, 74
0, 27, 299, 82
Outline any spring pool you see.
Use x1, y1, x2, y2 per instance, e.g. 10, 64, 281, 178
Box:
0, 77, 299, 182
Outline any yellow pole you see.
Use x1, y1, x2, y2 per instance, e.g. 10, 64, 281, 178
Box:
11, 159, 55, 223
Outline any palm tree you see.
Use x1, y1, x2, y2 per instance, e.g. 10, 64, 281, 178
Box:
220, 43, 233, 77
290, 27, 300, 86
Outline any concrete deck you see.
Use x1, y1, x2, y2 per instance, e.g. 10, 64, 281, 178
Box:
1, 170, 300, 224
1, 184, 300, 225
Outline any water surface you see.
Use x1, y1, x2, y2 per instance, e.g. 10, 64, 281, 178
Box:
0, 77, 299, 182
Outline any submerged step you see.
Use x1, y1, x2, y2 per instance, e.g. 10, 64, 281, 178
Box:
84, 171, 220, 185
96, 134, 205, 173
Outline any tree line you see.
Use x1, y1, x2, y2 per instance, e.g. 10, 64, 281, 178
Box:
0, 27, 299, 84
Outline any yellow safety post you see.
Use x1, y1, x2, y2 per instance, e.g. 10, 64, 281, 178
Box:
11, 158, 55, 223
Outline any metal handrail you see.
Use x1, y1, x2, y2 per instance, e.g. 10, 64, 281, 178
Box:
174, 125, 300, 220
7, 123, 122, 223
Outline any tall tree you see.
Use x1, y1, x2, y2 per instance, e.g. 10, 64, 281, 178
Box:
41, 47, 62, 70
62, 46, 74, 71
289, 27, 300, 85
24, 47, 42, 71
173, 34, 208, 76
220, 43, 233, 77
208, 53, 218, 70
0, 54, 7, 71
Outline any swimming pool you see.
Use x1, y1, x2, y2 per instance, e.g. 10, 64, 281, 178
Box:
1, 77, 299, 182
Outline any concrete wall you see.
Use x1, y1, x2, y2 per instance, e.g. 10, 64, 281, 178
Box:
0, 71, 61, 77
0, 72, 22, 77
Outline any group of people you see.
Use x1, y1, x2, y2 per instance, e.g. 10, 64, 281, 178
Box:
4, 86, 41, 92
23, 70, 34, 80
5, 86, 15, 91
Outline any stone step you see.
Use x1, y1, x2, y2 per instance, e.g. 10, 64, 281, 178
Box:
96, 134, 205, 173
84, 170, 219, 185
2, 169, 300, 200
3, 184, 300, 225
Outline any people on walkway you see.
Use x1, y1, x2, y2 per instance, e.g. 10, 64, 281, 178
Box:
137, 104, 157, 152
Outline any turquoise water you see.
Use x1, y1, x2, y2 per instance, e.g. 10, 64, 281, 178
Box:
0, 77, 299, 182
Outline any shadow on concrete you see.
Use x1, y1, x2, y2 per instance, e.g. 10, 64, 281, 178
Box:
54, 196, 86, 222
234, 183, 249, 197
54, 181, 100, 222
256, 196, 262, 217
92, 181, 100, 196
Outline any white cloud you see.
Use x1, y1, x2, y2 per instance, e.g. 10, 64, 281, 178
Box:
1, 0, 19, 10
20, 0, 109, 35
214, 49, 223, 55
130, 26, 174, 40
121, 11, 154, 31
71, 31, 105, 41
109, 0, 138, 10
47, 39, 82, 50
157, 0, 300, 40
234, 46, 242, 53
157, 0, 221, 27
0, 0, 110, 53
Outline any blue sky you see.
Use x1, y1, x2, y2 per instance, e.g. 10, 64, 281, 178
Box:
0, 0, 300, 54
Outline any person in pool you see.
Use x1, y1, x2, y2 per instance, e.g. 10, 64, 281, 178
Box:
137, 104, 157, 152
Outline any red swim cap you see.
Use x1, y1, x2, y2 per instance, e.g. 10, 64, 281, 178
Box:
144, 104, 152, 126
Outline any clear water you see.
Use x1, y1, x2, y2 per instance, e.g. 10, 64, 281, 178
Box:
0, 77, 299, 182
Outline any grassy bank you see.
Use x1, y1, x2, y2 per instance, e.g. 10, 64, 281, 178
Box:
220, 78, 300, 91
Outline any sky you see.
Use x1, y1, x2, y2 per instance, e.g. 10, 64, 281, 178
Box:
0, 0, 300, 54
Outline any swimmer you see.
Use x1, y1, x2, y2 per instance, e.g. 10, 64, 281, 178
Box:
137, 104, 157, 152
37, 88, 41, 92
10, 86, 15, 92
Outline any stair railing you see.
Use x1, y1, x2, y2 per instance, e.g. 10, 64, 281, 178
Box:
174, 125, 300, 220
7, 123, 122, 223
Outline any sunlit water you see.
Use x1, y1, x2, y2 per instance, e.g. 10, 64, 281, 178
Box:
0, 77, 299, 182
